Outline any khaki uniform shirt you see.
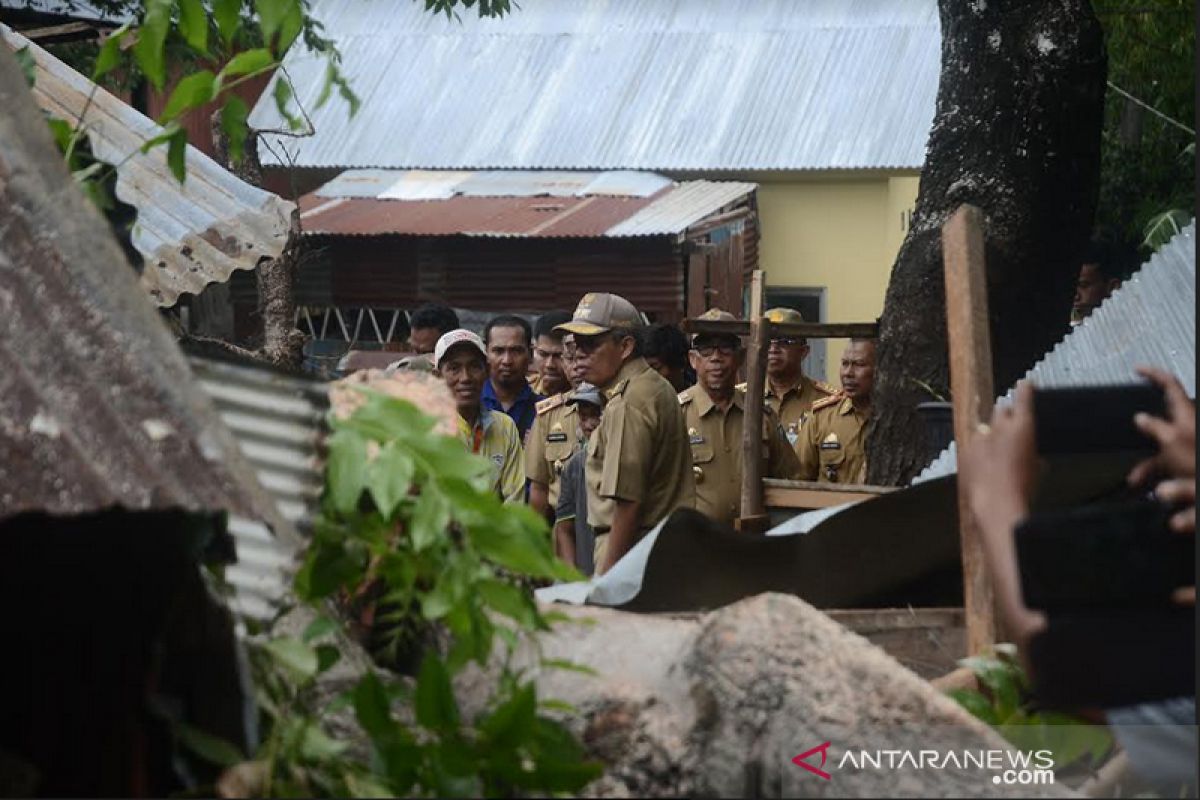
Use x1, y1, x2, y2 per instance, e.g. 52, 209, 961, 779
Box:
755, 374, 838, 451
797, 395, 870, 485
586, 357, 694, 535
679, 385, 802, 526
524, 391, 580, 509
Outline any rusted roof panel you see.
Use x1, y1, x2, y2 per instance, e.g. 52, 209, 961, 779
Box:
299, 171, 755, 238
0, 48, 289, 529
3, 25, 296, 308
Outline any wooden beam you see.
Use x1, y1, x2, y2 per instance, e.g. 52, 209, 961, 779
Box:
20, 22, 100, 43
682, 318, 879, 340
736, 270, 769, 533
763, 479, 897, 509
942, 204, 997, 655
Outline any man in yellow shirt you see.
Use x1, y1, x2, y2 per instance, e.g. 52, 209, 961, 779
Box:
797, 338, 877, 485
434, 329, 525, 503
758, 307, 838, 449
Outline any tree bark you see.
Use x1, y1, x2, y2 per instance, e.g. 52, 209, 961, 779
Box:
211, 110, 304, 369
867, 0, 1106, 485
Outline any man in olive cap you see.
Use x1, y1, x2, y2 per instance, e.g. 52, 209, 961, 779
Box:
555, 293, 694, 575
750, 306, 838, 450
679, 309, 800, 527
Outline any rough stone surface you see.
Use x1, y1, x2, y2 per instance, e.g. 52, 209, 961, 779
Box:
457, 594, 1075, 798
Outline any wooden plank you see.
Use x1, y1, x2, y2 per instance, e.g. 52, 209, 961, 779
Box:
827, 607, 966, 680
21, 22, 98, 42
764, 481, 897, 510
942, 204, 997, 655
682, 319, 879, 340
685, 249, 707, 317
736, 270, 769, 533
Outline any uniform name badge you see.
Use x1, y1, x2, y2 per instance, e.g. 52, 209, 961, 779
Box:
546, 432, 569, 443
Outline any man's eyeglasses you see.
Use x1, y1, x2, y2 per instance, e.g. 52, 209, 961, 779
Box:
692, 344, 738, 358
769, 337, 806, 347
574, 334, 621, 355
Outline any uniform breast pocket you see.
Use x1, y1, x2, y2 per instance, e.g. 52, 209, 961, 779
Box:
690, 441, 715, 465
818, 442, 846, 467
544, 439, 574, 472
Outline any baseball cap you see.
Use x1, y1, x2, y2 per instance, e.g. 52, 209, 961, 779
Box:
691, 307, 740, 347
566, 382, 603, 408
555, 293, 642, 336
434, 329, 488, 368
765, 307, 805, 325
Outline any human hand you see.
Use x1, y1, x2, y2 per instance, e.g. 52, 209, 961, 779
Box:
1127, 366, 1196, 486
960, 381, 1039, 530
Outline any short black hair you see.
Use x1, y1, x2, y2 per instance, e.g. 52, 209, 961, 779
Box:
642, 324, 688, 370
484, 314, 532, 348
533, 310, 572, 342
1083, 237, 1139, 282
409, 303, 459, 335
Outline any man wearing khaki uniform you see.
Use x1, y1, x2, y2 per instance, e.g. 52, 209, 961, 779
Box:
556, 293, 693, 575
751, 307, 838, 450
797, 338, 877, 484
679, 309, 801, 527
526, 334, 585, 520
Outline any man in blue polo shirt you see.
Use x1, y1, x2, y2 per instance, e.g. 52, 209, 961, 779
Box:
482, 314, 544, 441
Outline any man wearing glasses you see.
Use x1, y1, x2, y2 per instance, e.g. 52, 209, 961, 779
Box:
679, 309, 801, 527
556, 293, 694, 575
750, 307, 838, 450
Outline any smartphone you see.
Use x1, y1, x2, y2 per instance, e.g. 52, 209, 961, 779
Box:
1016, 500, 1194, 611
1032, 383, 1166, 455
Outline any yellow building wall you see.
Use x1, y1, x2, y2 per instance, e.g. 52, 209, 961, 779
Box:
754, 174, 920, 384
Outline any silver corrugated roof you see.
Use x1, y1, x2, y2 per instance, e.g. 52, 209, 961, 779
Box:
607, 180, 758, 236
250, 0, 939, 172
915, 223, 1197, 483
3, 25, 296, 308
191, 355, 327, 621
317, 168, 675, 201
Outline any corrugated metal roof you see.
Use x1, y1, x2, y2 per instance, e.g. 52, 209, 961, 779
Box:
300, 171, 754, 238
249, 0, 939, 172
190, 355, 327, 621
0, 0, 131, 24
3, 25, 296, 308
915, 223, 1197, 484
0, 64, 287, 530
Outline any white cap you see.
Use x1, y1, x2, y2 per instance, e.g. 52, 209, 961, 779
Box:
434, 329, 488, 368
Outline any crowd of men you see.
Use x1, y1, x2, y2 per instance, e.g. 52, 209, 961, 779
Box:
387, 292, 877, 578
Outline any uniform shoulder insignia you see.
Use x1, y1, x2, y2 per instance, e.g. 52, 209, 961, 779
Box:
678, 389, 693, 406
811, 393, 843, 413
814, 379, 838, 395
735, 381, 748, 391
607, 379, 629, 399
536, 393, 567, 415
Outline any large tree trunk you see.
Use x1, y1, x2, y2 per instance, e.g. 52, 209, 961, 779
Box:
867, 0, 1106, 485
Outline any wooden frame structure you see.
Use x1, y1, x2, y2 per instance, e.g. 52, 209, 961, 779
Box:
680, 203, 999, 655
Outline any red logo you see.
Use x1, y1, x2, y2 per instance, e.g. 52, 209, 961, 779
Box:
792, 741, 832, 780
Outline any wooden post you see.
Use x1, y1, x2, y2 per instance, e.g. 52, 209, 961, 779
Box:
942, 205, 997, 654
736, 270, 769, 533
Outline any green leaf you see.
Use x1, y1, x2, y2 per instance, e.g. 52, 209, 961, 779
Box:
263, 636, 319, 680
541, 658, 598, 677
326, 429, 370, 514
410, 489, 449, 551
294, 540, 363, 600
176, 723, 245, 767
92, 23, 132, 81
947, 688, 998, 725
299, 722, 348, 759
477, 580, 537, 627
14, 46, 35, 88
46, 118, 75, 153
272, 72, 304, 131
256, 0, 304, 53
415, 653, 460, 733
479, 683, 536, 749
133, 0, 172, 90
343, 772, 396, 799
214, 0, 242, 45
219, 96, 250, 166
302, 615, 337, 643
178, 0, 208, 53
469, 518, 576, 581
367, 442, 416, 519
316, 644, 341, 674
353, 671, 396, 740
1142, 208, 1192, 251
166, 126, 188, 184
538, 698, 577, 714
221, 48, 276, 80
160, 70, 217, 123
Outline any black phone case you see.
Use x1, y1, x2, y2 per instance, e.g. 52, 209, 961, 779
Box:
1017, 500, 1194, 611
1033, 383, 1167, 455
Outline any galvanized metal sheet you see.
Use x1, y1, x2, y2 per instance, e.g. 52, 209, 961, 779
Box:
250, 0, 939, 172
190, 355, 328, 621
3, 26, 296, 308
915, 223, 1197, 483
301, 174, 754, 238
